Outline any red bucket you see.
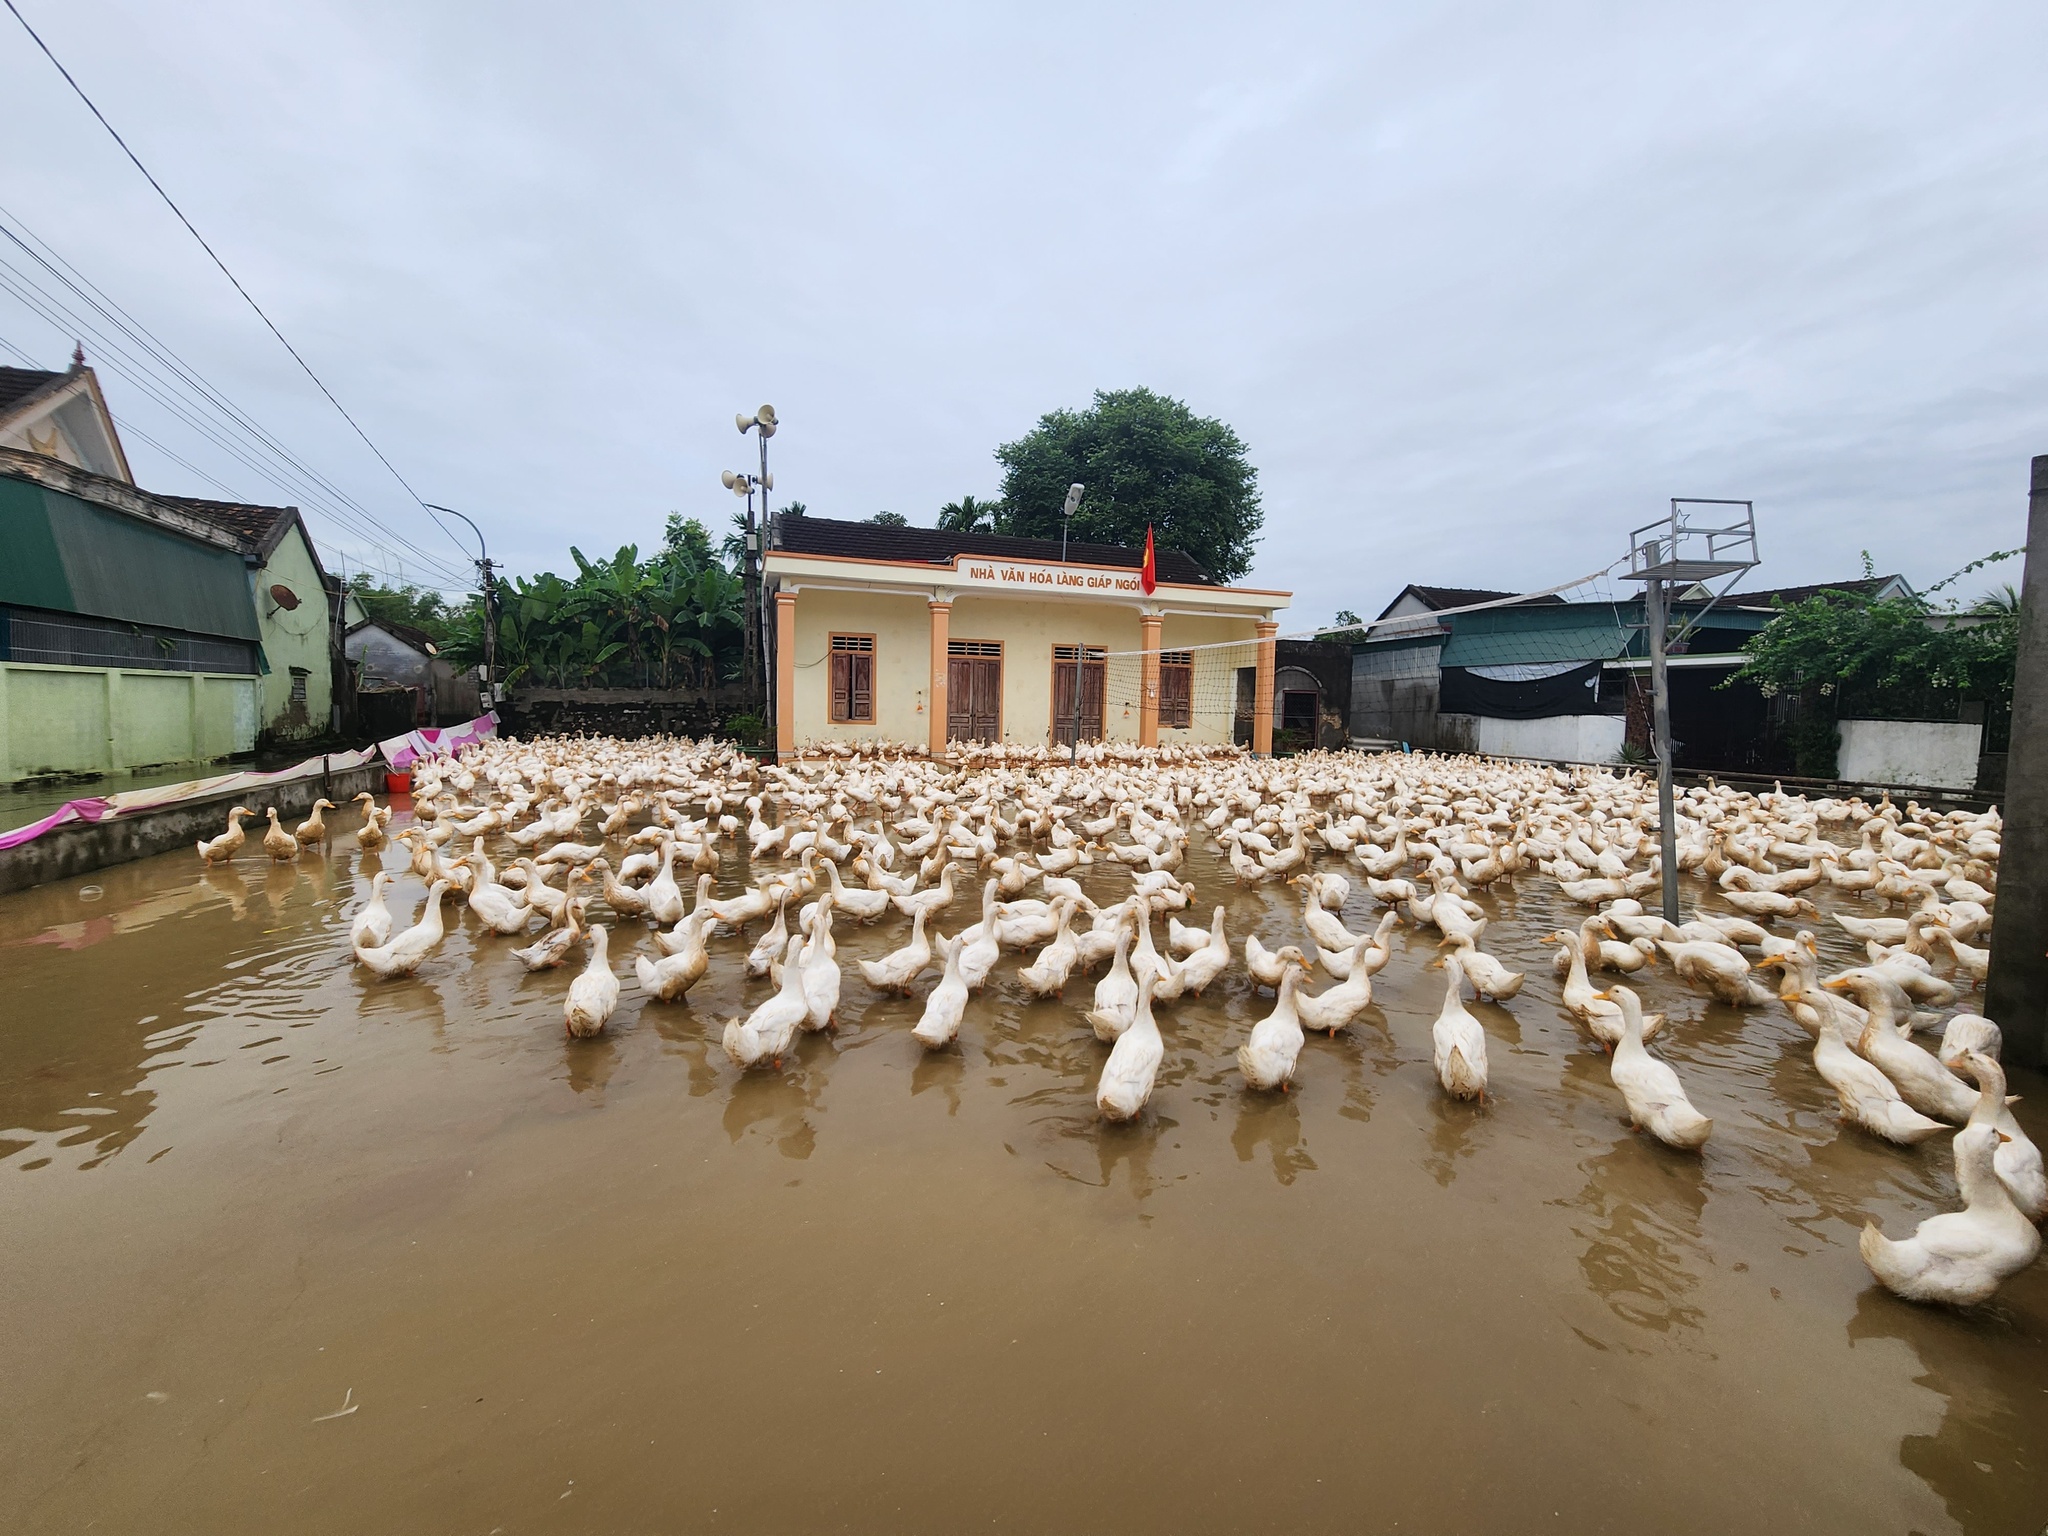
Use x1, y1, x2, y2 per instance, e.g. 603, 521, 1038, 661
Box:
384, 772, 412, 796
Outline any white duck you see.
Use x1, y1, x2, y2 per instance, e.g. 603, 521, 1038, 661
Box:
349, 870, 394, 950
1017, 902, 1082, 998
1806, 1001, 1948, 1146
745, 892, 792, 979
563, 923, 622, 1038
1431, 953, 1489, 1102
1315, 911, 1398, 982
351, 880, 450, 979
461, 857, 534, 935
1097, 975, 1165, 1122
1548, 931, 1662, 1049
1238, 959, 1311, 1091
1295, 948, 1374, 1036
1826, 976, 1977, 1123
511, 893, 588, 971
860, 905, 936, 994
1939, 1013, 2002, 1075
798, 900, 842, 1031
1437, 932, 1524, 1000
1174, 906, 1233, 997
1960, 1050, 2048, 1222
722, 935, 809, 1068
1087, 924, 1141, 1042
1599, 986, 1712, 1150
644, 842, 686, 926
1860, 1119, 2041, 1306
635, 910, 714, 1001
196, 805, 253, 863
955, 881, 1003, 992
912, 933, 971, 1050
1245, 935, 1309, 990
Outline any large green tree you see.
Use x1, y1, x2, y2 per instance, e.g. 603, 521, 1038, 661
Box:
991, 387, 1263, 582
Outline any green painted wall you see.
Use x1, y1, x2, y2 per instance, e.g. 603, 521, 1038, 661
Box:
0, 662, 259, 779
251, 525, 334, 740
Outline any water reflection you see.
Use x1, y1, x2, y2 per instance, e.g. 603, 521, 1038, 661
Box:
1845, 1282, 2048, 1533
1421, 1092, 1486, 1188
1231, 1091, 1315, 1185
910, 1048, 967, 1114
1564, 1137, 1710, 1335
564, 1032, 624, 1099
722, 1065, 819, 1159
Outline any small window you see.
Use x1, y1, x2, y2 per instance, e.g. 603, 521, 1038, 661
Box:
1158, 650, 1193, 729
289, 666, 310, 703
947, 639, 1002, 657
829, 634, 874, 723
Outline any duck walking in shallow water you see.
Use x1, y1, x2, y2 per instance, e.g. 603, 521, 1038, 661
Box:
1238, 954, 1311, 1092
1097, 975, 1164, 1122
1860, 1102, 2040, 1307
563, 923, 621, 1038
1431, 952, 1489, 1102
1597, 985, 1711, 1150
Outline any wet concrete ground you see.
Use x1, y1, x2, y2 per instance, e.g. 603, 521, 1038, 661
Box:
2, 804, 2044, 1533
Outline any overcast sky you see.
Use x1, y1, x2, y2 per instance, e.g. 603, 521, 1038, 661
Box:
2, 1, 2043, 621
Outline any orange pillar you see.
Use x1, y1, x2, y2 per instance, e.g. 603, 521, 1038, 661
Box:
1138, 611, 1162, 748
928, 599, 951, 756
774, 589, 798, 760
1253, 619, 1278, 756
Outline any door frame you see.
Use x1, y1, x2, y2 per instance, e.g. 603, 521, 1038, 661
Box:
946, 638, 1004, 742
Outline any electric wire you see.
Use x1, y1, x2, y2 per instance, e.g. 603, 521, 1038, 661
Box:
2, 0, 475, 567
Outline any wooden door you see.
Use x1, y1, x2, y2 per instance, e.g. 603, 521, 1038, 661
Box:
1051, 646, 1106, 746
947, 642, 1001, 742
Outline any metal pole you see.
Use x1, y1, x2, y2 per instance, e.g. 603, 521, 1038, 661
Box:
1647, 574, 1680, 922
1984, 454, 2048, 1066
741, 485, 760, 697
1070, 653, 1081, 765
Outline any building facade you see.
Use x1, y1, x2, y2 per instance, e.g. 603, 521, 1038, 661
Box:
764, 514, 1289, 757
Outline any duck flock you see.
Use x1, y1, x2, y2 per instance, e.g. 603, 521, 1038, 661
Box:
203, 734, 2038, 1309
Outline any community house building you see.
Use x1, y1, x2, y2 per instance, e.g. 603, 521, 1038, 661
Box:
762, 512, 1290, 756
0, 358, 351, 780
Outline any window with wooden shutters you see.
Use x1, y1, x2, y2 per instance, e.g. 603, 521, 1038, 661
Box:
1158, 650, 1192, 729
829, 634, 874, 722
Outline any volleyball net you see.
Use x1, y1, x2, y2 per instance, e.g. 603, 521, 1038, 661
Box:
1079, 564, 1639, 748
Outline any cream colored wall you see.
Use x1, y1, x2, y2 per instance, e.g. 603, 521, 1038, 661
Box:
788, 587, 932, 745
253, 528, 334, 740
785, 585, 1260, 748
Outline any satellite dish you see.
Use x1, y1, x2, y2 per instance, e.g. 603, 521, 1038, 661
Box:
735, 413, 754, 433
756, 404, 777, 427
424, 640, 440, 656
268, 583, 300, 610
721, 470, 739, 489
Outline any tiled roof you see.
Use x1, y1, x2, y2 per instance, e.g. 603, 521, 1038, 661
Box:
0, 366, 65, 416
1376, 583, 1567, 619
772, 513, 1215, 585
157, 495, 292, 554
1721, 576, 1908, 607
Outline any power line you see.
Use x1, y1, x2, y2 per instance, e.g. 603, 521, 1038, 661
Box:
2, 0, 474, 568
0, 214, 473, 589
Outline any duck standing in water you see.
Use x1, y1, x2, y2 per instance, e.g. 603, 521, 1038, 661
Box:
1598, 986, 1711, 1150
262, 807, 300, 862
1860, 1108, 2040, 1306
1097, 975, 1164, 1122
197, 806, 253, 863
351, 881, 450, 979
1431, 953, 1489, 1102
563, 923, 622, 1038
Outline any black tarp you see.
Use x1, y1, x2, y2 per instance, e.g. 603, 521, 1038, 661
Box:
1438, 661, 1616, 720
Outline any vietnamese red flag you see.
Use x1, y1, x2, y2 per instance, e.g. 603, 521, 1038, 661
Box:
1141, 526, 1157, 594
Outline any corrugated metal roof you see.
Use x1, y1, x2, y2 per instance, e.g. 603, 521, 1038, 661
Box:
0, 473, 260, 641
1438, 604, 1631, 668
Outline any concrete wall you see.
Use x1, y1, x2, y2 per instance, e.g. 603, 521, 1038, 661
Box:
346, 624, 433, 688
1438, 711, 1626, 763
252, 526, 334, 740
786, 588, 1254, 747
0, 761, 379, 893
1838, 718, 1985, 789
0, 662, 259, 779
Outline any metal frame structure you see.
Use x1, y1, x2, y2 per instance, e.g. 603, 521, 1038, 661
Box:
1622, 499, 1759, 921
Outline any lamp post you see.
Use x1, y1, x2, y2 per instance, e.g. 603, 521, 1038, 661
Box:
729, 404, 778, 706
422, 502, 496, 701
1058, 482, 1085, 562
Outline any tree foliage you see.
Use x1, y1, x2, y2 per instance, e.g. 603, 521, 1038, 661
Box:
990, 388, 1263, 581
1730, 587, 2018, 717
471, 517, 744, 690
348, 578, 458, 643
936, 494, 1000, 533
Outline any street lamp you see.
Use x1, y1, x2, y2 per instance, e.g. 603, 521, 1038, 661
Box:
729, 404, 777, 703
1058, 482, 1085, 562
422, 502, 496, 700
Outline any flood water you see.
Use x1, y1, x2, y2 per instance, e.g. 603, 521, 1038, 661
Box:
2, 802, 2044, 1534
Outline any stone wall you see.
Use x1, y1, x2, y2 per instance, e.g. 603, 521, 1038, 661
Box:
503, 686, 756, 741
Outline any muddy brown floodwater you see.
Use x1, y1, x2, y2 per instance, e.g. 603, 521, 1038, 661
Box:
2, 804, 2045, 1534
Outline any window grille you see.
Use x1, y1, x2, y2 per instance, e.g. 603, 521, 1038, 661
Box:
947, 639, 1002, 657
0, 606, 258, 675
289, 666, 310, 702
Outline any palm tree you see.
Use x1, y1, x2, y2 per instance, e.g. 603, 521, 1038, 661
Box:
1971, 583, 2022, 616
937, 494, 1002, 533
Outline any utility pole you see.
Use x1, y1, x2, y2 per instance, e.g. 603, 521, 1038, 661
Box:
730, 406, 779, 711
1984, 455, 2048, 1066
423, 502, 494, 702
1645, 569, 1679, 922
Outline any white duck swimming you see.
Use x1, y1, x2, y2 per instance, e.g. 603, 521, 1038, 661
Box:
1826, 975, 1976, 1123
1437, 931, 1524, 1000
1547, 930, 1662, 1049
1315, 910, 1398, 982
912, 932, 970, 1050
1174, 905, 1233, 996
860, 904, 936, 994
1017, 902, 1082, 998
1097, 975, 1165, 1122
563, 923, 622, 1038
722, 935, 809, 1068
644, 842, 686, 926
1599, 985, 1712, 1150
351, 880, 450, 979
349, 870, 394, 950
460, 856, 534, 935
294, 798, 337, 849
1431, 953, 1489, 1102
1802, 993, 1948, 1146
1860, 1117, 2041, 1306
1295, 945, 1374, 1036
635, 909, 714, 1001
1087, 924, 1141, 1042
1238, 957, 1311, 1091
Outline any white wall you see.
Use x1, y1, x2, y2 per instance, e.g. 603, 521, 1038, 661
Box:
1438, 712, 1625, 763
1838, 718, 1983, 789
